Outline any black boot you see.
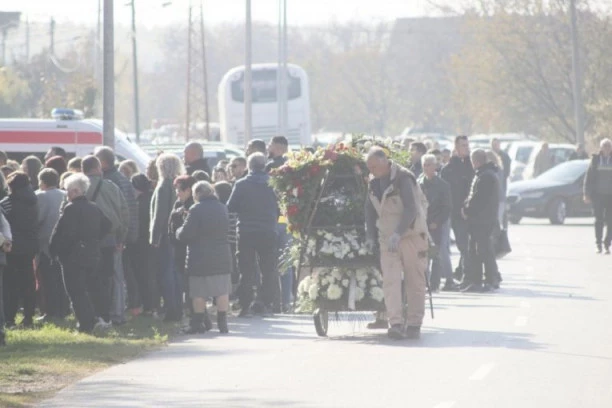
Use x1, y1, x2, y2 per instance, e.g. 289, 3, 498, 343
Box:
0, 331, 5, 347
217, 312, 229, 334
182, 313, 206, 334
203, 311, 213, 332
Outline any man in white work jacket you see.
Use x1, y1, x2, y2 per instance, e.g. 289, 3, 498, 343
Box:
365, 147, 429, 340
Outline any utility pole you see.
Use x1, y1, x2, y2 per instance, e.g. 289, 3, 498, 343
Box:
129, 0, 141, 143
25, 17, 29, 62
276, 0, 288, 138
570, 0, 584, 145
185, 3, 192, 141
199, 1, 210, 140
103, 0, 115, 147
244, 0, 253, 143
186, 1, 211, 142
49, 17, 55, 54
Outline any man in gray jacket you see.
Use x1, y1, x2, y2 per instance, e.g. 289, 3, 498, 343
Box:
83, 155, 129, 324
36, 169, 69, 321
95, 147, 140, 322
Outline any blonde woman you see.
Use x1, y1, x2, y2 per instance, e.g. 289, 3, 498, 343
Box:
150, 153, 185, 322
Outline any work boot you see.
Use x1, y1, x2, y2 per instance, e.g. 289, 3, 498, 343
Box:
404, 326, 421, 340
367, 319, 388, 330
387, 324, 405, 340
217, 312, 229, 334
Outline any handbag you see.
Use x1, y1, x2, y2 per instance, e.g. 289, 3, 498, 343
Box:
495, 229, 512, 259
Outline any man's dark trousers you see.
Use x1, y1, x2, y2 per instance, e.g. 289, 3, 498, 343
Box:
465, 226, 498, 286
592, 193, 612, 247
89, 246, 114, 322
237, 231, 279, 310
62, 261, 97, 332
39, 253, 70, 319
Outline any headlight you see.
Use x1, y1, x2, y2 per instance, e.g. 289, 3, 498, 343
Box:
520, 191, 545, 199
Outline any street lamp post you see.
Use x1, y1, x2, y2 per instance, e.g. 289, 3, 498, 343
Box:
244, 0, 252, 143
128, 0, 141, 143
569, 0, 584, 145
103, 0, 115, 148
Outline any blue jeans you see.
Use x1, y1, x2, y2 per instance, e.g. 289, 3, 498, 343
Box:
157, 235, 182, 315
430, 220, 453, 287
276, 223, 294, 306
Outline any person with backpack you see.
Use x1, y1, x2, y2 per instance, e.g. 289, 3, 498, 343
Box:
50, 174, 112, 333
365, 147, 429, 340
82, 156, 129, 325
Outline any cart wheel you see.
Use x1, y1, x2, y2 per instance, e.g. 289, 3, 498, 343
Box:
313, 309, 329, 337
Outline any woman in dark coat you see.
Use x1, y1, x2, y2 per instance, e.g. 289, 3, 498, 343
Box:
131, 174, 158, 315
177, 181, 232, 334
0, 172, 39, 327
50, 174, 112, 333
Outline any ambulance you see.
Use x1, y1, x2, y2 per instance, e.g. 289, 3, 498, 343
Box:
0, 109, 151, 171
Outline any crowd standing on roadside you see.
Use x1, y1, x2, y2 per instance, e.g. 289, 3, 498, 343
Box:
1, 132, 603, 344
0, 137, 300, 346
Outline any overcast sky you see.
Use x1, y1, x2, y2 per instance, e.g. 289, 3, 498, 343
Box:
1, 0, 440, 27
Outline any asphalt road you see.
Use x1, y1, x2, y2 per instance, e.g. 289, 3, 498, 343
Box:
40, 219, 612, 408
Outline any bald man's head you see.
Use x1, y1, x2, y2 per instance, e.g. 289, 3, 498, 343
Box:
184, 142, 204, 165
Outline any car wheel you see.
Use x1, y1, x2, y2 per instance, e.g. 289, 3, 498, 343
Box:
548, 198, 566, 225
509, 215, 522, 225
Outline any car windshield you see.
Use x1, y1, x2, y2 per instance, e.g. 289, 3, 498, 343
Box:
536, 160, 588, 183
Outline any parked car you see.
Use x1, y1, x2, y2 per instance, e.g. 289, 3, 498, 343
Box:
469, 133, 539, 151
521, 143, 575, 180
141, 142, 244, 169
506, 159, 591, 225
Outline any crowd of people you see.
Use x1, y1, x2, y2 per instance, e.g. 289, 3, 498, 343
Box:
363, 136, 510, 339
0, 136, 294, 346
410, 136, 509, 294
3, 130, 575, 343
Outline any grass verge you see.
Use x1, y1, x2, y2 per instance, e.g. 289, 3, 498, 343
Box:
0, 316, 178, 407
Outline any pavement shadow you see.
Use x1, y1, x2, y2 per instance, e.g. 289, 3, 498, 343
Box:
327, 326, 545, 351
494, 287, 596, 301
41, 381, 321, 408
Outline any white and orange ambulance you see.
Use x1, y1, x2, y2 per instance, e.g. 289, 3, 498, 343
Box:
0, 109, 151, 171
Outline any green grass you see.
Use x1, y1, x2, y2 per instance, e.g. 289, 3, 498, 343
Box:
0, 316, 178, 407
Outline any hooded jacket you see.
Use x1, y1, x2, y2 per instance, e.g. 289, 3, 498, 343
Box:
86, 174, 129, 247
227, 171, 279, 234
0, 185, 40, 256
104, 166, 139, 243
